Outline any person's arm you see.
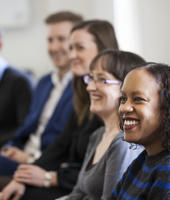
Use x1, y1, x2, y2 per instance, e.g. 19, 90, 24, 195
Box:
13, 74, 33, 128
9, 111, 77, 189
0, 180, 26, 200
57, 118, 103, 191
65, 179, 89, 200
0, 73, 33, 147
14, 164, 58, 188
101, 137, 143, 200
1, 147, 30, 163
4, 74, 51, 149
66, 128, 104, 200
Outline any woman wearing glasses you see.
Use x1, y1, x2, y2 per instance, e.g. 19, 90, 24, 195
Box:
65, 49, 145, 200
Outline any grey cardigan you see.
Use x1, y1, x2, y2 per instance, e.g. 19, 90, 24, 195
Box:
67, 127, 143, 200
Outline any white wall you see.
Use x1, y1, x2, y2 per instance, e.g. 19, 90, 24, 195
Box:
1, 0, 170, 79
113, 0, 141, 54
113, 0, 170, 64
1, 0, 49, 78
137, 0, 170, 64
1, 0, 114, 78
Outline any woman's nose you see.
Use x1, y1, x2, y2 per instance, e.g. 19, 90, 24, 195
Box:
86, 80, 97, 92
119, 101, 134, 115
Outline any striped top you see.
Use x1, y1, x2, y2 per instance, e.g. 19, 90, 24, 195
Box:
112, 150, 170, 200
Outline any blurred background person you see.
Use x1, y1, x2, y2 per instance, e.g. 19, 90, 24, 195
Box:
1, 0, 169, 78
69, 19, 119, 125
0, 29, 33, 148
0, 11, 83, 174
0, 19, 118, 200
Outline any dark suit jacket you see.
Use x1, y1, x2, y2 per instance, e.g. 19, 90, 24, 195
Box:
7, 73, 73, 151
0, 67, 33, 147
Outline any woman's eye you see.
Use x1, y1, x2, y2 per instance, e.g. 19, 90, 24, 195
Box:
98, 77, 106, 83
119, 96, 127, 104
134, 97, 145, 102
89, 75, 94, 81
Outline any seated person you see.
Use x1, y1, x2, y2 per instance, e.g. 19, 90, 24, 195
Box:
0, 11, 83, 172
64, 50, 145, 200
112, 63, 170, 200
0, 19, 119, 200
0, 29, 33, 147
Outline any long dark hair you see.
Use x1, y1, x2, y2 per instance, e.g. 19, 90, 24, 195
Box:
71, 20, 119, 124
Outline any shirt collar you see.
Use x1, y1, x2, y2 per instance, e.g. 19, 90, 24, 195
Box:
0, 56, 8, 80
51, 68, 72, 87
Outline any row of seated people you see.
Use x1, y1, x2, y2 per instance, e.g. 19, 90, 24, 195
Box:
0, 11, 169, 200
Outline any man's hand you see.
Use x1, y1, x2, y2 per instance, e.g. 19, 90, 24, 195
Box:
1, 147, 30, 163
0, 180, 25, 200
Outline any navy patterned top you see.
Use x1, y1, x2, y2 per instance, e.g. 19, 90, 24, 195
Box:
112, 150, 170, 200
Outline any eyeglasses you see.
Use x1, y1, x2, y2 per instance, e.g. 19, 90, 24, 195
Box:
83, 74, 121, 86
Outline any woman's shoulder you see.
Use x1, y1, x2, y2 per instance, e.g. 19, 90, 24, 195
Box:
107, 133, 144, 164
110, 132, 142, 151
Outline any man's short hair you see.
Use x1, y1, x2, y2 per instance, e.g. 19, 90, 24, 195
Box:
45, 11, 83, 25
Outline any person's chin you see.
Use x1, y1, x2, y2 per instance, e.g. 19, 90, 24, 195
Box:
124, 131, 140, 144
73, 71, 85, 77
90, 106, 101, 115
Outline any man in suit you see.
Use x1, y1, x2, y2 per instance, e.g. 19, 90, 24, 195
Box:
0, 11, 83, 175
0, 29, 33, 147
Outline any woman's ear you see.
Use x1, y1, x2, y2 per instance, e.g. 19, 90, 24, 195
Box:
0, 41, 2, 51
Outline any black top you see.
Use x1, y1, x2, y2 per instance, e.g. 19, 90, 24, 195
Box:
0, 67, 33, 147
34, 111, 103, 191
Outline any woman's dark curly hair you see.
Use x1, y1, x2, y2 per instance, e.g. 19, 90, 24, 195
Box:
144, 63, 170, 151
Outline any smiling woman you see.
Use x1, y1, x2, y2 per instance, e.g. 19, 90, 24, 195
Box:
86, 67, 121, 118
112, 63, 170, 200
65, 49, 145, 200
69, 20, 119, 125
119, 66, 165, 155
69, 29, 99, 76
